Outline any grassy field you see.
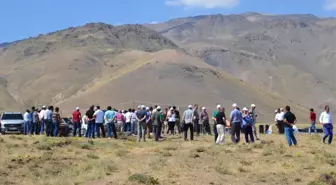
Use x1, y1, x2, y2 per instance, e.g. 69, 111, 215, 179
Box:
0, 132, 335, 185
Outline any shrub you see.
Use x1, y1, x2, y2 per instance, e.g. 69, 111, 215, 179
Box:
128, 173, 159, 185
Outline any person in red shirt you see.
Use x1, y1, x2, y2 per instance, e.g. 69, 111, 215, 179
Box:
72, 107, 82, 137
309, 108, 317, 134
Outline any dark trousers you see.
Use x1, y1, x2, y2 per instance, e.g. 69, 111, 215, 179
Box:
214, 122, 218, 142
243, 126, 254, 143
184, 123, 194, 141
96, 123, 106, 138
46, 120, 53, 137
277, 120, 285, 134
73, 122, 82, 137
193, 119, 200, 136
124, 122, 131, 132
231, 122, 241, 144
167, 121, 175, 134
153, 125, 161, 141
30, 122, 37, 135
107, 122, 117, 139
85, 120, 95, 138
323, 124, 333, 144
203, 120, 211, 135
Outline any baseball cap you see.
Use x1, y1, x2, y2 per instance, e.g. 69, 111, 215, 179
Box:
42, 105, 46, 108
280, 108, 284, 111
275, 109, 278, 113
243, 107, 248, 111
251, 104, 256, 107
202, 107, 206, 110
188, 105, 192, 109
157, 106, 161, 110
232, 103, 238, 107
217, 104, 221, 109
76, 107, 80, 110
146, 107, 150, 110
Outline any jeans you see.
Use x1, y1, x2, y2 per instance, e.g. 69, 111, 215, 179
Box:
285, 127, 297, 146
85, 120, 95, 138
137, 122, 146, 142
30, 122, 37, 135
53, 120, 59, 137
323, 124, 333, 144
107, 122, 118, 139
96, 122, 105, 138
309, 121, 317, 134
24, 121, 30, 135
213, 122, 218, 142
231, 122, 241, 144
216, 124, 225, 145
243, 125, 254, 143
73, 122, 82, 137
124, 122, 131, 132
193, 119, 200, 136
131, 119, 137, 135
40, 119, 45, 134
183, 123, 194, 141
153, 125, 161, 141
46, 120, 53, 137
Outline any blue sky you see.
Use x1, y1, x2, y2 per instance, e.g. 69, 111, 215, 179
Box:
0, 0, 335, 43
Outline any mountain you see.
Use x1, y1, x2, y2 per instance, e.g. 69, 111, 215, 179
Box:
146, 13, 336, 111
0, 21, 306, 121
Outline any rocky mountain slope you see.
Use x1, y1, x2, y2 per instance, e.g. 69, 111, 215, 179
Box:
146, 13, 336, 111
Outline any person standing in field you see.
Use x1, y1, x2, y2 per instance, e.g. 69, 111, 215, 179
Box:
173, 106, 181, 134
152, 106, 163, 142
31, 107, 39, 135
162, 108, 168, 136
249, 104, 259, 140
72, 107, 82, 137
309, 108, 317, 134
230, 103, 242, 144
242, 107, 254, 143
167, 108, 176, 135
23, 109, 31, 135
283, 106, 297, 146
201, 107, 211, 135
39, 105, 47, 135
182, 105, 194, 141
131, 109, 138, 136
319, 105, 333, 145
85, 105, 95, 139
212, 105, 221, 142
193, 104, 200, 136
115, 110, 125, 133
215, 107, 226, 145
125, 109, 133, 133
275, 108, 285, 134
94, 106, 105, 138
46, 106, 54, 137
105, 106, 117, 139
52, 107, 61, 137
136, 105, 147, 142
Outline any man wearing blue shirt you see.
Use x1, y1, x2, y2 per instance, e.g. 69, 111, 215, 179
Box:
230, 103, 242, 144
104, 106, 117, 139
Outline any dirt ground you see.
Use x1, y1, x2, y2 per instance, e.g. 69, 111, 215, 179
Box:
0, 131, 335, 185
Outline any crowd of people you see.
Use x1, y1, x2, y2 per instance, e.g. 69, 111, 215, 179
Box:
21, 103, 333, 146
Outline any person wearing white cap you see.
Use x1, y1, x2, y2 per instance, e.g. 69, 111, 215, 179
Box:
200, 107, 210, 135
230, 103, 243, 144
249, 104, 259, 140
136, 105, 147, 142
39, 106, 47, 134
215, 107, 226, 145
242, 107, 254, 143
72, 107, 82, 137
275, 108, 285, 134
151, 106, 163, 141
212, 104, 221, 142
182, 105, 194, 141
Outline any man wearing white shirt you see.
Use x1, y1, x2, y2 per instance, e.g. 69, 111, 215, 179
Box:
39, 106, 46, 134
23, 110, 31, 135
125, 109, 133, 132
275, 108, 285, 134
319, 105, 333, 144
94, 106, 105, 138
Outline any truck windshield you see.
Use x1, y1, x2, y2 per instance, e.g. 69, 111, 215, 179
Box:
1, 114, 23, 120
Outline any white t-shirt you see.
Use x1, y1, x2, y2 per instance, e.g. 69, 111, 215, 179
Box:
39, 110, 45, 119
94, 109, 104, 123
275, 112, 285, 121
320, 111, 332, 124
125, 112, 132, 123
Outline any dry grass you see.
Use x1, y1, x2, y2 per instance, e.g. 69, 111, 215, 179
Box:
0, 133, 335, 185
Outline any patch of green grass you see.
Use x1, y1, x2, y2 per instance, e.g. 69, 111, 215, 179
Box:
128, 173, 160, 185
